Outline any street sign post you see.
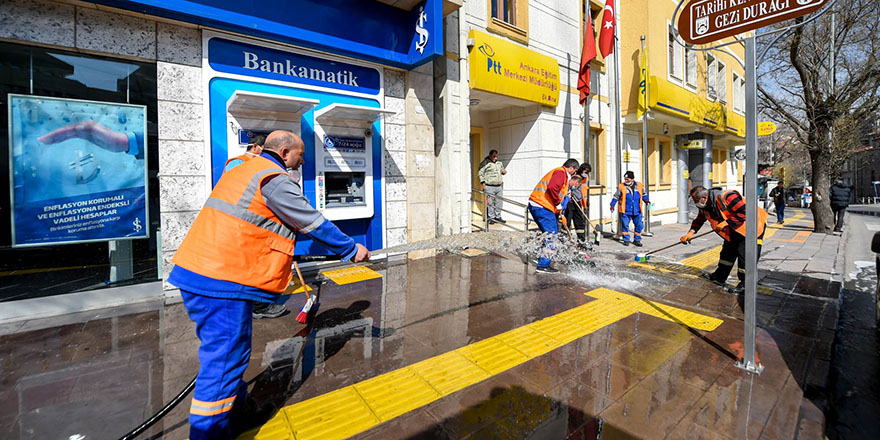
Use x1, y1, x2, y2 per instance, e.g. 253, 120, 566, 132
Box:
672, 0, 832, 375
758, 121, 777, 136
678, 0, 828, 45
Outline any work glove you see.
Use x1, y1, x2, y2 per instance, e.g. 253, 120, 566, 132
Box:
559, 216, 568, 227
713, 221, 728, 233
646, 202, 655, 211
680, 230, 695, 244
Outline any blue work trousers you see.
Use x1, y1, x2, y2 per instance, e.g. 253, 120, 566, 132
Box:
181, 290, 253, 440
619, 213, 644, 243
529, 205, 559, 268
775, 202, 785, 223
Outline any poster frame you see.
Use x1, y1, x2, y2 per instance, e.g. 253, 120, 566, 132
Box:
8, 93, 150, 248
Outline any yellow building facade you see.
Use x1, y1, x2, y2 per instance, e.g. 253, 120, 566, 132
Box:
618, 0, 747, 223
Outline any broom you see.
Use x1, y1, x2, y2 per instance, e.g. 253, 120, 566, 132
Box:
291, 254, 343, 323
572, 200, 601, 245
633, 231, 713, 262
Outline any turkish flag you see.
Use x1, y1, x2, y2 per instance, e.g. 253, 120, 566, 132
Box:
577, 12, 597, 105
598, 0, 615, 58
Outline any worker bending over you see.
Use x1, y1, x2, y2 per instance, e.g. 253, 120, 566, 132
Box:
528, 159, 579, 273
169, 130, 369, 439
681, 185, 767, 294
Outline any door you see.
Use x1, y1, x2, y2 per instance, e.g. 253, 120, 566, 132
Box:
470, 128, 486, 224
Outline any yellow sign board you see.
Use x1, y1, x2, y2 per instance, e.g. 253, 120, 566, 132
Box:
683, 170, 690, 179
468, 30, 560, 107
623, 150, 631, 162
681, 139, 705, 150
758, 121, 777, 136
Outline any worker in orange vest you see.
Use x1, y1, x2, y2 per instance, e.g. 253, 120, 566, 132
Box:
169, 130, 369, 439
224, 133, 266, 172
681, 185, 768, 294
610, 171, 651, 247
528, 159, 580, 273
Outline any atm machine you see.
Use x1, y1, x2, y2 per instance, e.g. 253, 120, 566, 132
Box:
313, 103, 393, 221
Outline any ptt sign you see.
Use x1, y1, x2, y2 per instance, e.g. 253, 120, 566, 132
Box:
679, 0, 828, 45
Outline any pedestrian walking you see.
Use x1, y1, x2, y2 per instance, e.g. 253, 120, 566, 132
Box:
528, 159, 580, 273
168, 130, 370, 439
769, 182, 785, 224
610, 171, 650, 247
478, 149, 507, 224
830, 179, 853, 233
680, 186, 768, 293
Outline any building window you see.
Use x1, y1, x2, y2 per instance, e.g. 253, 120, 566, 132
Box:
668, 23, 682, 82
717, 60, 727, 104
733, 72, 745, 113
685, 45, 697, 89
0, 41, 159, 302
707, 53, 717, 101
491, 0, 516, 25
487, 0, 528, 43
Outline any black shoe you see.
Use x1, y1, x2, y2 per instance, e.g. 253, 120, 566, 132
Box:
633, 241, 643, 247
488, 219, 496, 225
253, 303, 289, 319
536, 266, 559, 274
621, 241, 630, 246
728, 283, 745, 294
495, 217, 506, 224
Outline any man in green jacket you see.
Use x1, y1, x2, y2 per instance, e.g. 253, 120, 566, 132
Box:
479, 149, 507, 224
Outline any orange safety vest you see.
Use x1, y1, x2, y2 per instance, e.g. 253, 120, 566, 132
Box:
172, 157, 297, 293
529, 167, 570, 214
616, 182, 645, 214
224, 153, 256, 168
707, 190, 768, 243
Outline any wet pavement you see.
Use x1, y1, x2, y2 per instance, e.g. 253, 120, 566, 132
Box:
0, 208, 859, 440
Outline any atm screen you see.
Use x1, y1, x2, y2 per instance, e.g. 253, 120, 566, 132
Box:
325, 172, 366, 207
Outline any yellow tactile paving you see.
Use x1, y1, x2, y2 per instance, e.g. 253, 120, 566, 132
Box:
410, 351, 489, 396
246, 288, 723, 440
457, 337, 530, 374
678, 245, 722, 269
321, 265, 383, 285
497, 326, 565, 358
354, 368, 441, 421
283, 387, 379, 440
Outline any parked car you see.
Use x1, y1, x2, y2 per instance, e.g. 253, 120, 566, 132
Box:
873, 231, 880, 325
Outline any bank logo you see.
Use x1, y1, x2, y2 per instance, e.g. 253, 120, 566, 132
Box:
415, 6, 430, 55
480, 43, 501, 74
696, 16, 709, 35
323, 135, 335, 149
132, 217, 142, 233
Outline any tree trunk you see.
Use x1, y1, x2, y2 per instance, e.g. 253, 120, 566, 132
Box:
809, 148, 835, 234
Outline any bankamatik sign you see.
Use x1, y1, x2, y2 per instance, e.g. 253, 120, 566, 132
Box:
679, 0, 828, 45
8, 95, 149, 247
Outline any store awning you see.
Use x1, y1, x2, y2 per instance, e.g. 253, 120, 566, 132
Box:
315, 103, 395, 127
227, 92, 319, 120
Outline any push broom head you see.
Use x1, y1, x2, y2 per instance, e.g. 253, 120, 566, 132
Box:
634, 253, 649, 262
296, 295, 317, 324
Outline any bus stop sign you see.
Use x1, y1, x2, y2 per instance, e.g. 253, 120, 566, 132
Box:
678, 0, 828, 45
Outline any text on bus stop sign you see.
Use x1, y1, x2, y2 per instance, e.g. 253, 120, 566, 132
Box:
678, 0, 828, 45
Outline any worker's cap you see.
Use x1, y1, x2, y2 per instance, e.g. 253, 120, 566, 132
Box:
624, 171, 635, 179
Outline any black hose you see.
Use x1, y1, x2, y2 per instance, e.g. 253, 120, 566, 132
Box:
119, 376, 196, 440
291, 254, 343, 262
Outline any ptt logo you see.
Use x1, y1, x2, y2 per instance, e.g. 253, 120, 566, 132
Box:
479, 43, 502, 74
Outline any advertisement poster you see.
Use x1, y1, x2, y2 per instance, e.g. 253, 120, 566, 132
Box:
8, 94, 148, 247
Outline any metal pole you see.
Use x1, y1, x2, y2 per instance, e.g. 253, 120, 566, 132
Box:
735, 35, 763, 375
613, 2, 623, 238
641, 35, 652, 236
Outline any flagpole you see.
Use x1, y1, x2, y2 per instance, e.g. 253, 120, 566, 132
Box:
641, 35, 652, 236
613, 0, 623, 239
583, 7, 593, 235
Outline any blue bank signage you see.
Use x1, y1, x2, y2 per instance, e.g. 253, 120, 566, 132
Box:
209, 38, 381, 95
90, 0, 443, 69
